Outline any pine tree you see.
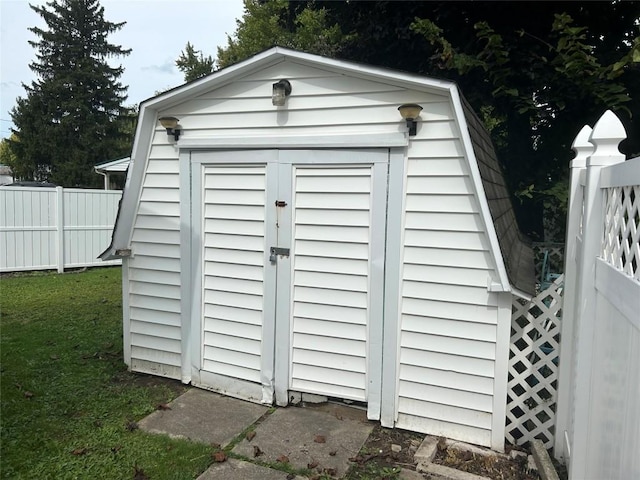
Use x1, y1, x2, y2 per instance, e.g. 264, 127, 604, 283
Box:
176, 42, 215, 82
10, 0, 131, 187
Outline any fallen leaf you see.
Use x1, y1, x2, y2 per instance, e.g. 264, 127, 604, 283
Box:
210, 442, 221, 449
71, 448, 87, 456
276, 454, 290, 463
156, 403, 171, 411
23, 391, 34, 399
111, 445, 122, 454
246, 430, 256, 441
14, 383, 22, 390
335, 413, 343, 420
329, 450, 337, 456
253, 445, 263, 457
323, 467, 337, 476
212, 451, 227, 463
307, 460, 319, 469
313, 435, 326, 443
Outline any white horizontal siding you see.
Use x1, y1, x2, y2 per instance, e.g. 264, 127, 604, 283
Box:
128, 156, 183, 383
397, 142, 499, 445
396, 413, 491, 448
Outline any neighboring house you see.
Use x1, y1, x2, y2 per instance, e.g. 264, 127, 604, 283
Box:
101, 47, 534, 451
0, 164, 14, 185
94, 157, 130, 190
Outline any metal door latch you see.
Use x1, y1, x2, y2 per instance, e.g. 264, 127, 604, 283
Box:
269, 247, 290, 264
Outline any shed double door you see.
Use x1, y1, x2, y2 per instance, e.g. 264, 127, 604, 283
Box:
192, 149, 388, 416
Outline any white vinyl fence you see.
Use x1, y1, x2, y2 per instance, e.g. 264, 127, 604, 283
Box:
554, 111, 639, 480
0, 186, 122, 273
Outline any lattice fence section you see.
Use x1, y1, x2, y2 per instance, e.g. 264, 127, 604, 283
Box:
602, 185, 640, 281
506, 275, 563, 449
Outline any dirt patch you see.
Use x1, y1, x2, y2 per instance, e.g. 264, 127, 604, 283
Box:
111, 370, 189, 398
433, 441, 537, 480
345, 425, 423, 477
348, 425, 568, 480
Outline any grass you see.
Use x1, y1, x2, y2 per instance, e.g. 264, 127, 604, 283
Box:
0, 267, 212, 479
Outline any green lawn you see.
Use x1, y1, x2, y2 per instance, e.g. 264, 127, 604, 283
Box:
0, 267, 212, 479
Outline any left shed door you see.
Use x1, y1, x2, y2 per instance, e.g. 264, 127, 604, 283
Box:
194, 151, 278, 403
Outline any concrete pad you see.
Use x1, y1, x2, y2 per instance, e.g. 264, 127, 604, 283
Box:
138, 388, 268, 446
233, 405, 373, 478
197, 458, 303, 480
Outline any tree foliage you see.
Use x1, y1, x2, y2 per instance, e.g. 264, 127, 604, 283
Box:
176, 42, 215, 82
10, 0, 132, 187
196, 1, 640, 240
216, 0, 350, 69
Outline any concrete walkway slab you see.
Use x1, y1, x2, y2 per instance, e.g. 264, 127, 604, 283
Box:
197, 458, 303, 480
138, 388, 268, 446
233, 405, 373, 478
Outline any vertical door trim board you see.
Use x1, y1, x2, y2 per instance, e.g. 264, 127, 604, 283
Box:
188, 158, 204, 386
179, 150, 192, 384
122, 258, 131, 367
367, 158, 389, 420
380, 147, 406, 427
491, 291, 512, 451
264, 161, 283, 404
273, 158, 293, 406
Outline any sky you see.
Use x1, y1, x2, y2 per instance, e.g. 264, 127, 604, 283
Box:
0, 0, 246, 139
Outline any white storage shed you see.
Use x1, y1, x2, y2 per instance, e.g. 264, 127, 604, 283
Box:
101, 47, 534, 450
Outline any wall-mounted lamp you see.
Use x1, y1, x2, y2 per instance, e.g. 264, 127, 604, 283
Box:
398, 103, 423, 136
159, 116, 181, 141
272, 79, 292, 106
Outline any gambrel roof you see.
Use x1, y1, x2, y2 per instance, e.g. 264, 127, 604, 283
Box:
101, 47, 534, 296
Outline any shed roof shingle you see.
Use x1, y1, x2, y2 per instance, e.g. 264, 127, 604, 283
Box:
461, 95, 535, 295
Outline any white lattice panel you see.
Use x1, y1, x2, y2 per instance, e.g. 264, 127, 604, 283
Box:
506, 275, 563, 449
602, 186, 640, 281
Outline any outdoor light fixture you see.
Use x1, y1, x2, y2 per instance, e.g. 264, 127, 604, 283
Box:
272, 79, 292, 106
159, 116, 181, 141
398, 103, 423, 136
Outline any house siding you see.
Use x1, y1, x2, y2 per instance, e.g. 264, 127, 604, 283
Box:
396, 127, 500, 445
123, 58, 503, 446
127, 147, 182, 379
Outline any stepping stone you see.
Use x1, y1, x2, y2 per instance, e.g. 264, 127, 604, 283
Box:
138, 388, 268, 446
233, 406, 373, 478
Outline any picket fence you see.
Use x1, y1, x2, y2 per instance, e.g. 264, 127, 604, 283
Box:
0, 186, 122, 273
552, 111, 639, 480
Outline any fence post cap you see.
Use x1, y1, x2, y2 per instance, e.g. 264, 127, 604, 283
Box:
571, 125, 594, 168
588, 110, 626, 165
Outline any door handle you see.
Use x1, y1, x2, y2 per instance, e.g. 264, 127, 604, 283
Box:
270, 247, 290, 264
